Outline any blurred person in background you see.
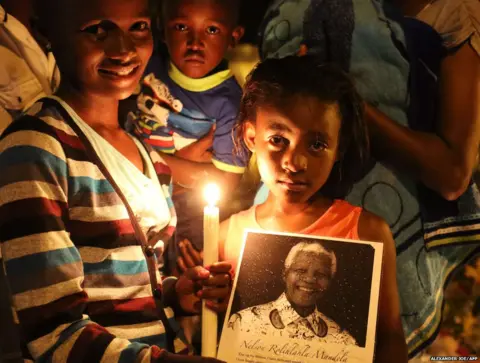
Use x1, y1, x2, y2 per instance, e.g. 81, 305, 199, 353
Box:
0, 0, 60, 134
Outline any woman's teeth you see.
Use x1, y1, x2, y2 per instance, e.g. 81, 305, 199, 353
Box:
100, 66, 137, 76
114, 68, 134, 76
298, 287, 316, 292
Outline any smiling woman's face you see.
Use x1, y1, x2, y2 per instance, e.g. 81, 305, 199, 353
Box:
46, 0, 153, 100
284, 251, 333, 308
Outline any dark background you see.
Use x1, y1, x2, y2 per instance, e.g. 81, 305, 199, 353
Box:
238, 0, 272, 44
229, 232, 376, 347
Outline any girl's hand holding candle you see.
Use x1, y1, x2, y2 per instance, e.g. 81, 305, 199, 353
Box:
197, 262, 232, 313
175, 261, 232, 314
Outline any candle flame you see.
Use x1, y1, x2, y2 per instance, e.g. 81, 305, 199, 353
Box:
204, 183, 220, 207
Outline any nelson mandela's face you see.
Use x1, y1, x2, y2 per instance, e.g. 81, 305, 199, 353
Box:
284, 251, 333, 308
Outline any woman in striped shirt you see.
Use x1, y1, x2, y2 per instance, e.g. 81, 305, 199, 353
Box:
0, 0, 230, 361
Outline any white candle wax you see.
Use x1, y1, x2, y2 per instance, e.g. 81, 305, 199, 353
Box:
202, 204, 219, 357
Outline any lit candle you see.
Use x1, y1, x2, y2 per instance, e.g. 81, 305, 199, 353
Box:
202, 183, 220, 358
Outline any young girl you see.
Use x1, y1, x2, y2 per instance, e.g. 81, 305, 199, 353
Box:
257, 1, 480, 357
220, 56, 408, 362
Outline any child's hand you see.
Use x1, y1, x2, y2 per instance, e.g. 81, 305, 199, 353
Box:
177, 239, 203, 273
175, 125, 215, 163
198, 262, 233, 313
176, 262, 232, 314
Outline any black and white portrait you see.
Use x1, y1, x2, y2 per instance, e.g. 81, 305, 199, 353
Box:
219, 231, 382, 363
227, 239, 359, 345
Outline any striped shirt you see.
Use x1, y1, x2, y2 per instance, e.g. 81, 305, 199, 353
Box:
0, 99, 184, 362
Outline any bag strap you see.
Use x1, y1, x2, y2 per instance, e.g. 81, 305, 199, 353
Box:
48, 98, 177, 352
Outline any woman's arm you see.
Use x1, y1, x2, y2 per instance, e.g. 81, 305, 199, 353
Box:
163, 110, 244, 193
359, 211, 408, 363
161, 152, 241, 194
366, 43, 480, 200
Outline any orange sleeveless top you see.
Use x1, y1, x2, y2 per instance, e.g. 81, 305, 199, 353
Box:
223, 199, 362, 270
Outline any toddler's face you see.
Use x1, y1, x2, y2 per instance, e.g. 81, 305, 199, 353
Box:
47, 0, 153, 101
245, 96, 342, 205
162, 0, 242, 79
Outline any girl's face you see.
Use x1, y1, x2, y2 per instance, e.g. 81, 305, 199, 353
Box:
244, 96, 342, 205
47, 0, 153, 101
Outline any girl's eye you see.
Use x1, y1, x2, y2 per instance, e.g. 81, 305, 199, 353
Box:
82, 24, 108, 40
269, 135, 288, 147
174, 23, 188, 32
206, 26, 220, 35
131, 21, 150, 33
309, 140, 326, 152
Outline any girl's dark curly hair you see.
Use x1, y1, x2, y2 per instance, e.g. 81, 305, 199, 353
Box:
237, 55, 370, 199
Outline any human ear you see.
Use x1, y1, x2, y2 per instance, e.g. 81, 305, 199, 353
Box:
230, 26, 245, 48
243, 121, 256, 152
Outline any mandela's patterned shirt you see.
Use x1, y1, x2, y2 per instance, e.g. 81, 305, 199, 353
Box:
228, 293, 357, 345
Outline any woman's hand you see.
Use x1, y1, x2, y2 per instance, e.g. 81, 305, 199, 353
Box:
175, 125, 215, 163
175, 262, 232, 314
